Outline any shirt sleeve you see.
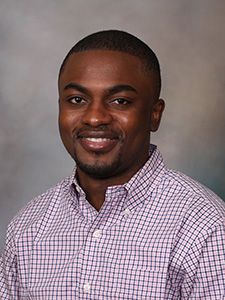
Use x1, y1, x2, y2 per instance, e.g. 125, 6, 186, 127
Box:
184, 224, 225, 299
0, 226, 19, 299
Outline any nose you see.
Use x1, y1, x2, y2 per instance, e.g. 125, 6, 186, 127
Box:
82, 101, 112, 127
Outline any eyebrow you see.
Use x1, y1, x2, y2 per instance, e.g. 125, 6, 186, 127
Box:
63, 82, 89, 94
107, 84, 137, 95
63, 82, 137, 95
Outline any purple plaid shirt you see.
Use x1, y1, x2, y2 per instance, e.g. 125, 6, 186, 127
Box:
1, 145, 225, 299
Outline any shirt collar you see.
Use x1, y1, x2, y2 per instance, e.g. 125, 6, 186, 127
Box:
124, 144, 165, 194
69, 144, 166, 201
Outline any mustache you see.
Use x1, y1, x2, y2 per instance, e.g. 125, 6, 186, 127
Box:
73, 125, 124, 140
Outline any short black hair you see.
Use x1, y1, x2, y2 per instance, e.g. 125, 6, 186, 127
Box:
59, 30, 161, 97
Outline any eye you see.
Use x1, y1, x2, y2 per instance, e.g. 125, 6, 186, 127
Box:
112, 98, 130, 105
68, 96, 86, 105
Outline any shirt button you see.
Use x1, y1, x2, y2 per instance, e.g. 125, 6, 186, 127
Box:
123, 208, 131, 217
83, 282, 91, 293
93, 229, 102, 239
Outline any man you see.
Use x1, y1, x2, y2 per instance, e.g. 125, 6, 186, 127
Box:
0, 30, 224, 299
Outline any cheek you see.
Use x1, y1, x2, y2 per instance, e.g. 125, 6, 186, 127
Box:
59, 112, 77, 153
59, 110, 79, 134
116, 110, 150, 136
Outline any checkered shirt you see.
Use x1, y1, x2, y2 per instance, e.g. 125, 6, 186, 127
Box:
0, 145, 225, 299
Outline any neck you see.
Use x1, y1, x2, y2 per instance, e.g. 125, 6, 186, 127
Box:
76, 152, 150, 211
76, 175, 107, 211
76, 165, 143, 211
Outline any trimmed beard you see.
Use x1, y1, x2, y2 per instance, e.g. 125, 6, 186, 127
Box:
74, 155, 122, 179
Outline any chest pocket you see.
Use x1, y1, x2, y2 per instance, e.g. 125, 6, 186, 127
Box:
88, 264, 168, 299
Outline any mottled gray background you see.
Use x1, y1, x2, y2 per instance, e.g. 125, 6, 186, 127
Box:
1, 0, 225, 250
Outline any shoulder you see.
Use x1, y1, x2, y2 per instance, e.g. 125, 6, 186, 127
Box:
163, 171, 225, 297
6, 175, 72, 243
162, 168, 225, 237
160, 169, 225, 255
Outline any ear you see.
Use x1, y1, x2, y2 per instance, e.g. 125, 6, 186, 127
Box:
150, 99, 165, 132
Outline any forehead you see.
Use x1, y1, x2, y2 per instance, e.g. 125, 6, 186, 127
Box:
59, 50, 153, 88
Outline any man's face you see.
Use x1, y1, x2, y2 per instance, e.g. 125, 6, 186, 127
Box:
58, 50, 164, 181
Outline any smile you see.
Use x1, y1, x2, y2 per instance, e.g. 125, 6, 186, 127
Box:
79, 136, 119, 153
84, 137, 113, 142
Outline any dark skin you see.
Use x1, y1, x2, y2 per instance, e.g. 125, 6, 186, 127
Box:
58, 50, 165, 211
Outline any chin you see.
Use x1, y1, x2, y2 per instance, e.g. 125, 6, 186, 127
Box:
75, 157, 121, 179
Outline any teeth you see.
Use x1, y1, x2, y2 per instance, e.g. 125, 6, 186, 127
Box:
85, 138, 110, 142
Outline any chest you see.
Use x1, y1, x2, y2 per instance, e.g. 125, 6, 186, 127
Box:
19, 206, 177, 299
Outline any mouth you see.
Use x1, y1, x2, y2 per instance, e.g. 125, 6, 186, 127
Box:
79, 137, 118, 153
76, 130, 121, 153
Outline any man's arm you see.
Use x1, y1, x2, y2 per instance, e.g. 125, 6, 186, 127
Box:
0, 227, 19, 299
183, 224, 225, 299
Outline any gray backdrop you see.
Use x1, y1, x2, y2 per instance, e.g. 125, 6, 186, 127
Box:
1, 0, 225, 250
